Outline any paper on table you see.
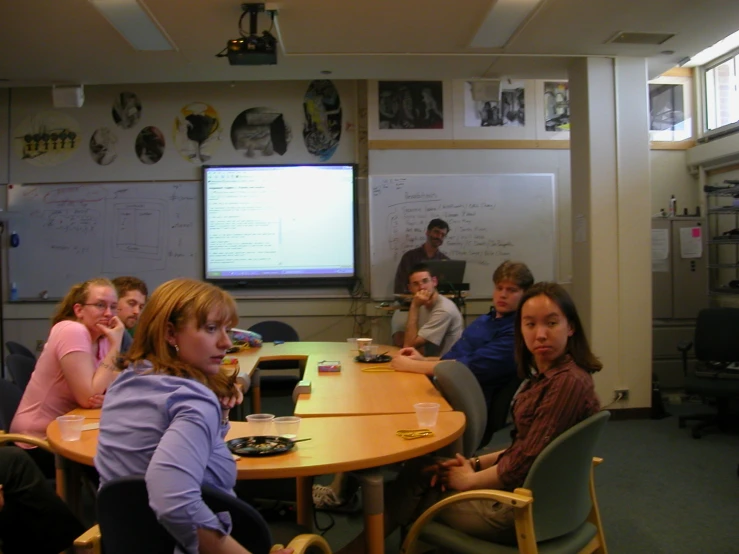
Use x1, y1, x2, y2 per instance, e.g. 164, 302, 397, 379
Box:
81, 422, 100, 431
679, 227, 702, 259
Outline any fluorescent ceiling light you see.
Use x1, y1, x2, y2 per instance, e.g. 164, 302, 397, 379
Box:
89, 0, 176, 51
684, 29, 739, 67
470, 0, 543, 49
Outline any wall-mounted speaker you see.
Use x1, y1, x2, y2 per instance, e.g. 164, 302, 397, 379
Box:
52, 85, 85, 108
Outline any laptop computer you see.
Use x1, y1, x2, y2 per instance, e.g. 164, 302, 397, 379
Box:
425, 260, 467, 293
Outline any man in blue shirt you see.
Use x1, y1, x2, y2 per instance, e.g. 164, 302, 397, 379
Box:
391, 260, 534, 406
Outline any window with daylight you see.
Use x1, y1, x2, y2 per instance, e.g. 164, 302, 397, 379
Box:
704, 51, 739, 133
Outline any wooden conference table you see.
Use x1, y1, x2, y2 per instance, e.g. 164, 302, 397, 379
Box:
47, 342, 465, 554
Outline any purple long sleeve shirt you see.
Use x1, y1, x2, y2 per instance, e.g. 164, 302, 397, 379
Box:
95, 366, 236, 554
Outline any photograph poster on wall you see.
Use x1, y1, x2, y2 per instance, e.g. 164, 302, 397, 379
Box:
464, 80, 525, 127
377, 81, 444, 129
543, 81, 570, 132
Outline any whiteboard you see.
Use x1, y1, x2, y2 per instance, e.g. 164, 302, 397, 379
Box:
8, 182, 200, 300
369, 174, 556, 299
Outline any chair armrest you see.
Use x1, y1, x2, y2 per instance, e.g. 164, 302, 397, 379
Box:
0, 431, 54, 453
400, 489, 533, 554
283, 534, 333, 553
74, 524, 101, 554
593, 457, 603, 467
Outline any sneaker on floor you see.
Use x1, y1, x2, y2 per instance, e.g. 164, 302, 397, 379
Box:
312, 484, 361, 513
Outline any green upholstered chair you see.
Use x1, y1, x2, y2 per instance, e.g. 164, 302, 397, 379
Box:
433, 360, 488, 458
400, 410, 610, 554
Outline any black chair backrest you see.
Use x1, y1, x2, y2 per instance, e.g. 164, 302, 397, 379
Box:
6, 341, 36, 360
694, 308, 739, 362
248, 321, 299, 342
98, 476, 274, 554
0, 378, 23, 432
433, 360, 487, 457
6, 354, 36, 392
479, 375, 522, 448
522, 410, 610, 542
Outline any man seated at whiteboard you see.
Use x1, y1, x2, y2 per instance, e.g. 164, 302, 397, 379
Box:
112, 276, 148, 354
403, 263, 463, 357
391, 218, 450, 347
391, 260, 534, 407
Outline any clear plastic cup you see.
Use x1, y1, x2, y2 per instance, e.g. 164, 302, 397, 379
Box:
413, 402, 440, 427
245, 413, 275, 436
346, 337, 359, 353
57, 415, 85, 441
357, 338, 373, 360
273, 416, 301, 439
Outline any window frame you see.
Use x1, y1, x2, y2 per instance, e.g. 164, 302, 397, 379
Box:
700, 46, 739, 139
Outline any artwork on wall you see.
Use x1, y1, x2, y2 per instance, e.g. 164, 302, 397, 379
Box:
648, 81, 691, 141
89, 127, 118, 166
543, 81, 569, 132
303, 80, 342, 161
230, 107, 292, 157
135, 126, 166, 164
14, 111, 80, 166
464, 80, 525, 127
173, 102, 222, 164
377, 81, 443, 129
112, 92, 143, 129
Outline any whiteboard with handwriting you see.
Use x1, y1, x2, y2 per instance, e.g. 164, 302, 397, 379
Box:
368, 174, 555, 299
7, 182, 199, 300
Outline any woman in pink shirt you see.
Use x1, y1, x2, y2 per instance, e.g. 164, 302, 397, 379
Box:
10, 277, 125, 476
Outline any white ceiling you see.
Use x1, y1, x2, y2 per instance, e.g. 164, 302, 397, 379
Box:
1, 0, 738, 87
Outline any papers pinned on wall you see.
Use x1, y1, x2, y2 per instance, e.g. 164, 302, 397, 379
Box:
652, 228, 669, 272
679, 226, 703, 259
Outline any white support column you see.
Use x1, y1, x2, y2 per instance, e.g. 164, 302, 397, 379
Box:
568, 57, 652, 408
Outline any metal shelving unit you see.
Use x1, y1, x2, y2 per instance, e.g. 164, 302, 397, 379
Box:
706, 182, 739, 296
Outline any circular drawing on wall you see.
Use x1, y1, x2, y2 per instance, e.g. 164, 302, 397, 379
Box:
230, 107, 291, 157
112, 91, 142, 129
303, 80, 342, 161
174, 102, 221, 164
89, 127, 118, 166
14, 111, 80, 167
135, 126, 165, 164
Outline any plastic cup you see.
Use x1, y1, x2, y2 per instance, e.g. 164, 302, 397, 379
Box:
366, 344, 379, 360
57, 415, 85, 441
357, 338, 373, 360
413, 402, 440, 427
273, 416, 301, 439
245, 413, 275, 436
346, 337, 359, 352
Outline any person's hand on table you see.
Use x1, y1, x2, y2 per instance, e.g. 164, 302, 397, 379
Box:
441, 454, 477, 492
396, 346, 423, 360
88, 394, 105, 409
391, 354, 422, 372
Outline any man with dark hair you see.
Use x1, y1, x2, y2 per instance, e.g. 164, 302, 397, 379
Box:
403, 263, 463, 357
392, 219, 451, 346
112, 276, 148, 354
392, 260, 535, 407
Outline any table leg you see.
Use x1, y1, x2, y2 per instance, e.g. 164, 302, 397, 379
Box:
251, 368, 262, 414
57, 454, 83, 519
296, 476, 314, 528
359, 471, 385, 554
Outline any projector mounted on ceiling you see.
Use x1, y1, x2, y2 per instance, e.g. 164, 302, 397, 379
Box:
217, 3, 278, 66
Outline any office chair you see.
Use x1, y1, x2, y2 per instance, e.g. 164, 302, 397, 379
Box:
479, 375, 522, 448
248, 321, 302, 401
6, 353, 36, 392
677, 307, 739, 438
74, 476, 332, 554
433, 360, 488, 457
5, 340, 36, 360
400, 411, 610, 554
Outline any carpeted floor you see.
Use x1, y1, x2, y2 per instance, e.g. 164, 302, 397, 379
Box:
256, 393, 739, 553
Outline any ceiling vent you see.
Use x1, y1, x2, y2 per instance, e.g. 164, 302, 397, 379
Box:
606, 32, 675, 45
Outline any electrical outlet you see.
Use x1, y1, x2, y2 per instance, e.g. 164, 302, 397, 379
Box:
35, 339, 44, 352
614, 388, 629, 401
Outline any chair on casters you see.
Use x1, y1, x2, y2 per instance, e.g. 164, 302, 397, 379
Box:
400, 411, 611, 554
73, 476, 332, 554
677, 307, 739, 439
6, 353, 36, 392
248, 321, 302, 404
433, 360, 488, 457
6, 341, 36, 360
